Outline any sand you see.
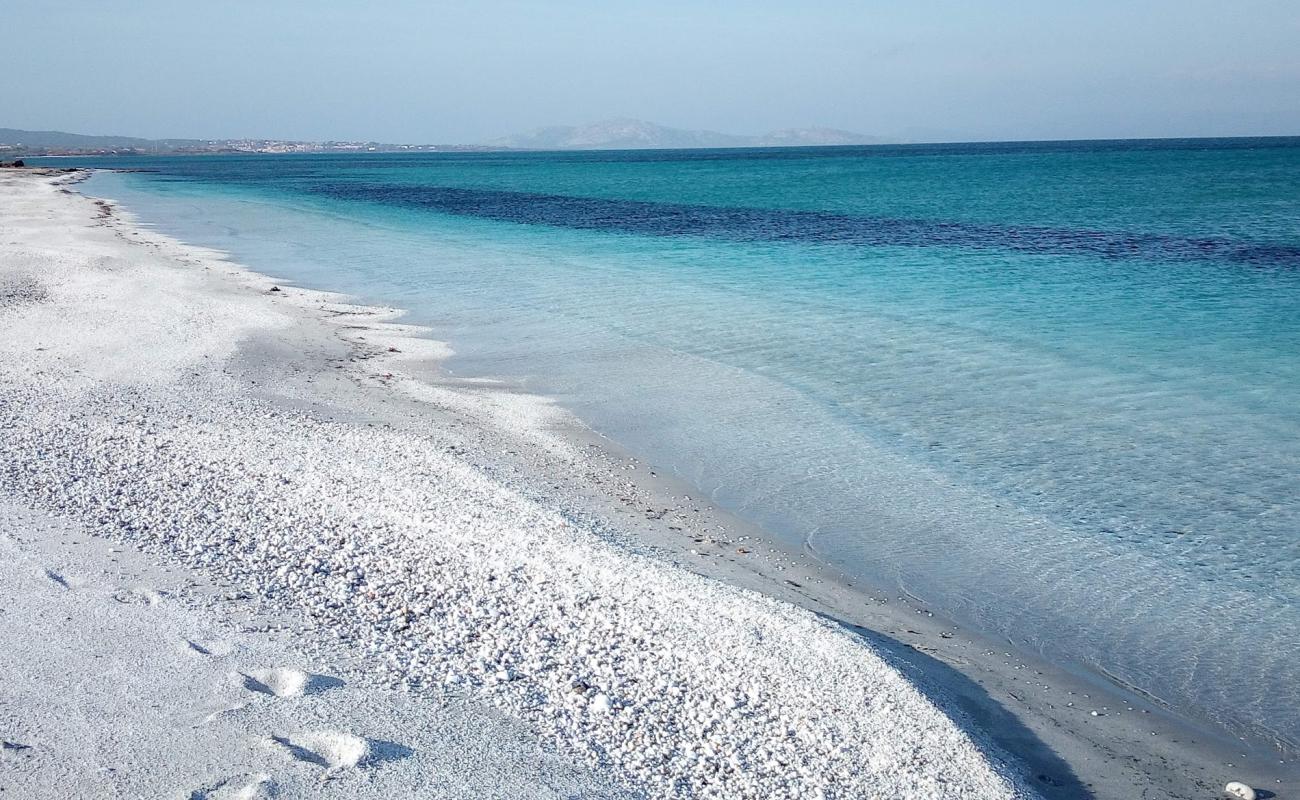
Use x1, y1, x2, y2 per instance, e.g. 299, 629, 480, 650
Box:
0, 167, 1290, 799
0, 498, 629, 799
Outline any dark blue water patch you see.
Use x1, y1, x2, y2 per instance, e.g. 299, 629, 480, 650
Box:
312, 182, 1300, 268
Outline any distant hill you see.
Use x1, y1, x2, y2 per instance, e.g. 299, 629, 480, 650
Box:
0, 128, 206, 153
0, 127, 493, 156
488, 118, 892, 150
757, 127, 891, 147
490, 119, 747, 150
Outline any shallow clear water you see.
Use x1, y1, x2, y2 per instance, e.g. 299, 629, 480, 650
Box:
58, 140, 1300, 752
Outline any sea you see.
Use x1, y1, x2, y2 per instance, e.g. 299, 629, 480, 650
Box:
46, 138, 1300, 755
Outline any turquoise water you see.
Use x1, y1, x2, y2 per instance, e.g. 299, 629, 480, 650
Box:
56, 140, 1300, 753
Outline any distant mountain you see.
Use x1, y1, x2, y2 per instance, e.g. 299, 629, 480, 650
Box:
489, 119, 747, 150
757, 127, 891, 147
488, 118, 891, 150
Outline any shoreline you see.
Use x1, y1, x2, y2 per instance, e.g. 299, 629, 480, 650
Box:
1, 167, 1292, 797
421, 357, 1298, 800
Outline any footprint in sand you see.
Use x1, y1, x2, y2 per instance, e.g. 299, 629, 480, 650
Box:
182, 772, 275, 800
270, 730, 369, 770
270, 731, 412, 771
236, 668, 344, 699
112, 586, 163, 605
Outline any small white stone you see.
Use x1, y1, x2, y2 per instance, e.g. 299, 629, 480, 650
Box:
1224, 781, 1257, 800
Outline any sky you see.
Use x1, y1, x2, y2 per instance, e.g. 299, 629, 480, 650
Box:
4, 0, 1298, 143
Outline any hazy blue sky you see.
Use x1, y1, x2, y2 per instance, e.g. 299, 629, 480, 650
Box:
5, 0, 1298, 143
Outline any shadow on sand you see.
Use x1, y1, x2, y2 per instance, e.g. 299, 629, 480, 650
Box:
819, 612, 1094, 800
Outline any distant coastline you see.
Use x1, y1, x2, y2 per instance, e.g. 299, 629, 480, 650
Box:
8, 122, 1297, 160
0, 127, 504, 157
0, 118, 894, 157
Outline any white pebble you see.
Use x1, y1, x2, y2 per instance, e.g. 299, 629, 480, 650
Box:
1225, 781, 1257, 800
